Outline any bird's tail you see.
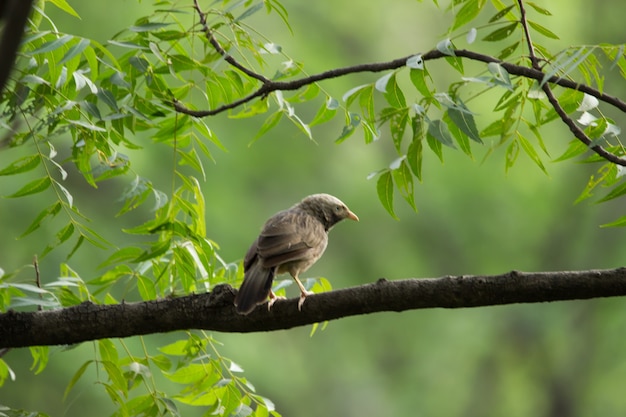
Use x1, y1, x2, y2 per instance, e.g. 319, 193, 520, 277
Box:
234, 262, 276, 314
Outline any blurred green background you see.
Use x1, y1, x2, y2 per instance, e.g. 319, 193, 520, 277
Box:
2, 0, 626, 416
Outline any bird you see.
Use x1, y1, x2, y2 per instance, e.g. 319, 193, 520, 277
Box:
234, 193, 359, 315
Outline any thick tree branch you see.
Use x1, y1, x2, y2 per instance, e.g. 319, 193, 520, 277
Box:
2, 268, 626, 348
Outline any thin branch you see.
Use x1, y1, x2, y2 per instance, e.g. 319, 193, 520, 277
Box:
542, 82, 626, 165
2, 267, 626, 348
517, 0, 538, 68
34, 255, 42, 312
516, 0, 626, 166
175, 1, 626, 166
173, 48, 626, 116
192, 0, 270, 83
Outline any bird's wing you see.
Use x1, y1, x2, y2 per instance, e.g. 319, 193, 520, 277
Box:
243, 236, 260, 271
256, 209, 326, 268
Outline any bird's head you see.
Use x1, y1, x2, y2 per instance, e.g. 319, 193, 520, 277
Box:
297, 193, 359, 230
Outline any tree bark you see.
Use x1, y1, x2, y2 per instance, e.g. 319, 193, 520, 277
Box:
2, 267, 626, 348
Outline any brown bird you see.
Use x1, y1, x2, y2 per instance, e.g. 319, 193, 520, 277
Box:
234, 193, 359, 315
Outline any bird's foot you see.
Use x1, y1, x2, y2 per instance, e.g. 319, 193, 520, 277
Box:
297, 290, 314, 311
267, 291, 286, 311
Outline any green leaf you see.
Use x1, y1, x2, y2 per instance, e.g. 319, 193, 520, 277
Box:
48, 0, 80, 18
359, 85, 375, 121
129, 22, 172, 32
41, 223, 75, 258
446, 114, 472, 156
541, 47, 593, 87
342, 84, 368, 106
377, 171, 398, 220
235, 2, 264, 21
452, 0, 486, 31
69, 119, 106, 132
5, 177, 51, 198
487, 62, 513, 90
383, 74, 406, 108
125, 395, 156, 416
427, 119, 456, 149
409, 68, 432, 98
66, 235, 84, 260
597, 180, 626, 203
505, 139, 519, 172
389, 109, 409, 152
447, 107, 483, 143
64, 361, 93, 400
488, 4, 515, 22
29, 346, 49, 375
498, 41, 520, 60
482, 22, 518, 41
159, 339, 191, 357
554, 139, 589, 162
98, 339, 119, 363
575, 168, 608, 204
0, 155, 41, 176
20, 202, 63, 238
445, 56, 464, 74
132, 239, 171, 263
392, 159, 417, 211
517, 133, 548, 174
165, 363, 213, 384
407, 118, 424, 181
30, 34, 73, 54
97, 89, 119, 112
426, 132, 444, 162
526, 2, 552, 15
102, 361, 127, 396
59, 38, 90, 65
310, 97, 338, 126
528, 20, 559, 40
481, 118, 505, 137
361, 119, 380, 144
336, 112, 361, 144
137, 274, 157, 300
601, 214, 626, 228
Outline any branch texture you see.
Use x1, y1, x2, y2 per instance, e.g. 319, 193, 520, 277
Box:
2, 268, 626, 348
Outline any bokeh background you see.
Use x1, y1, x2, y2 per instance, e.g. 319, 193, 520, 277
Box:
2, 0, 626, 416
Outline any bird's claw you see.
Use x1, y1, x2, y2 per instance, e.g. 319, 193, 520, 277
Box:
267, 292, 286, 311
297, 290, 314, 311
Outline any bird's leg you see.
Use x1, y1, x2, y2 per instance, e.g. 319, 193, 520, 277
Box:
292, 274, 314, 311
267, 289, 286, 311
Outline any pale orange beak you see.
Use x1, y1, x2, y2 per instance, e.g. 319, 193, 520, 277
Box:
347, 209, 359, 222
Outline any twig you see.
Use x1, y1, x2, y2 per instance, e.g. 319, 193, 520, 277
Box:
192, 0, 270, 84
517, 0, 538, 68
34, 255, 42, 312
516, 0, 626, 165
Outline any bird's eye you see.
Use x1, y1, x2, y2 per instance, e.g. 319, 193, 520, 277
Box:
334, 205, 342, 212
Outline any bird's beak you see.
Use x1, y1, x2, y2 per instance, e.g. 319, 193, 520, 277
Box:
347, 209, 359, 222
